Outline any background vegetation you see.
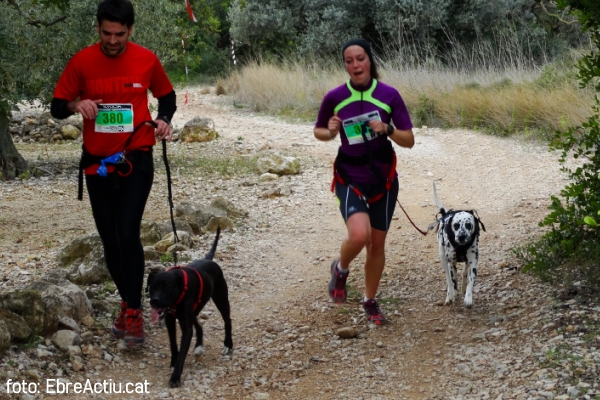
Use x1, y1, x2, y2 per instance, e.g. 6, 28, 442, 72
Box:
224, 0, 593, 136
1, 0, 600, 291
515, 0, 600, 294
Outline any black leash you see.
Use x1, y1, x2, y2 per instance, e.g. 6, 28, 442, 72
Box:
161, 138, 179, 266
77, 120, 180, 266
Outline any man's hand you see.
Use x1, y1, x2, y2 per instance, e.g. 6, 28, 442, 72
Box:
153, 118, 172, 141
69, 99, 103, 119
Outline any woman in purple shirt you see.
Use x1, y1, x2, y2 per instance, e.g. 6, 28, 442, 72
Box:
314, 38, 414, 324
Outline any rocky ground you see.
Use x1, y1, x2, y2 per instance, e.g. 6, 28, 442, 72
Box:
0, 88, 599, 400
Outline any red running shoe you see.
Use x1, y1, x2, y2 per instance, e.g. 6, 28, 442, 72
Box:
111, 301, 127, 339
123, 308, 145, 346
363, 299, 386, 325
328, 258, 349, 303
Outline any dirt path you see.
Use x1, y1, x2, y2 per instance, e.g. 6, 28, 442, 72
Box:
1, 89, 598, 400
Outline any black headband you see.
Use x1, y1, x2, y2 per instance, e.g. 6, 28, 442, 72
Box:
341, 38, 373, 61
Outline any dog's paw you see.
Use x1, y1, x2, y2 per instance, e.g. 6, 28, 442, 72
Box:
221, 346, 233, 356
444, 295, 455, 305
168, 378, 181, 388
463, 295, 473, 308
194, 345, 205, 356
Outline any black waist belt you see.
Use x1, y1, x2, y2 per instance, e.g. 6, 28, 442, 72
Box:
335, 142, 394, 166
77, 146, 151, 200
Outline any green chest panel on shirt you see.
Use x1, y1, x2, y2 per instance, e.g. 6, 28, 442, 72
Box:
333, 79, 392, 115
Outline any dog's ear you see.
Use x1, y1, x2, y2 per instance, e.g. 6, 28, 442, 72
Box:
146, 273, 156, 293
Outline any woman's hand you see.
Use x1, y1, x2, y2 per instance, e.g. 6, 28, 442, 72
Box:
367, 119, 389, 136
328, 115, 342, 137
314, 114, 342, 141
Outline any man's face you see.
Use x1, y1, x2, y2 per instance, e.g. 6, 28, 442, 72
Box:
97, 20, 132, 57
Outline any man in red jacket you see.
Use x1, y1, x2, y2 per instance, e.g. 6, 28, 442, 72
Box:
51, 0, 177, 346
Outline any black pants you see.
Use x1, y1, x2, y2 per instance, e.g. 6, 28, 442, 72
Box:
85, 150, 154, 309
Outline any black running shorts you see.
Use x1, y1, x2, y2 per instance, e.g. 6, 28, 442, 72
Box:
334, 178, 399, 231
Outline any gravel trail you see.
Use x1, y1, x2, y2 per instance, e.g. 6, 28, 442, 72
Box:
0, 89, 598, 400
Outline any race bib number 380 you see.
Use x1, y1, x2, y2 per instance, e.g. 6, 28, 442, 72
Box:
342, 111, 381, 145
95, 104, 134, 133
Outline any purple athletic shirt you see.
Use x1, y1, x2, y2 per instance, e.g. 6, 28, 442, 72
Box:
315, 78, 412, 184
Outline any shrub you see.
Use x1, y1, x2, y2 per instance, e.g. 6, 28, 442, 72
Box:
516, 1, 600, 291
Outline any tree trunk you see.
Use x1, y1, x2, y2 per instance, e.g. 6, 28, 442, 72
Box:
0, 112, 28, 180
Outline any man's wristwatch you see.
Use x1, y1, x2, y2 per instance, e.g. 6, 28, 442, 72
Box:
386, 123, 394, 136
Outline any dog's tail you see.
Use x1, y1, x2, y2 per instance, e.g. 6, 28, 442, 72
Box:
432, 181, 446, 214
204, 227, 221, 260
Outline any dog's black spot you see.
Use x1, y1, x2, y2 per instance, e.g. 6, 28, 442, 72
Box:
473, 268, 478, 276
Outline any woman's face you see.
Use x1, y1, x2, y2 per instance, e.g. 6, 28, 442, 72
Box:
344, 45, 371, 86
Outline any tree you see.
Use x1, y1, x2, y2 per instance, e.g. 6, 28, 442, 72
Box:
226, 0, 585, 64
518, 0, 600, 289
0, 0, 195, 180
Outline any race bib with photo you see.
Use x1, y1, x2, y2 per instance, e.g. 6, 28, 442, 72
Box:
95, 104, 134, 133
342, 111, 381, 145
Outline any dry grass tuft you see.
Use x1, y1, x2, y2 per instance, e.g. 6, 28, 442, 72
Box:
215, 84, 226, 96
227, 61, 593, 134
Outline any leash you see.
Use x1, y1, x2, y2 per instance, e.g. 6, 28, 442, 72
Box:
395, 199, 430, 236
161, 138, 179, 266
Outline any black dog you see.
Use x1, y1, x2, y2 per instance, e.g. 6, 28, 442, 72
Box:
147, 228, 233, 387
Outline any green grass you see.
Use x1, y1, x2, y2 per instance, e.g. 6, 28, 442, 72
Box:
103, 279, 117, 295
583, 322, 600, 344
379, 297, 402, 306
160, 252, 174, 264
346, 284, 362, 302
22, 335, 43, 349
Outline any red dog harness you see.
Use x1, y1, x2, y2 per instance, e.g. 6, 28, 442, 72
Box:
167, 266, 204, 315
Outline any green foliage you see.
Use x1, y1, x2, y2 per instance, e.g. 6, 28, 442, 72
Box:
228, 0, 300, 57
227, 0, 587, 65
518, 0, 600, 290
160, 252, 174, 264
22, 335, 43, 349
412, 94, 436, 127
534, 62, 578, 89
163, 0, 233, 79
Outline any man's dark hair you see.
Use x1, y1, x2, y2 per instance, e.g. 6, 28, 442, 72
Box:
96, 0, 135, 27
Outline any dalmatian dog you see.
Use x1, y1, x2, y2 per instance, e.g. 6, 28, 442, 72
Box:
431, 182, 485, 307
